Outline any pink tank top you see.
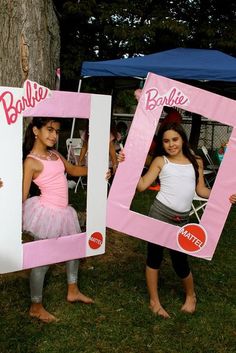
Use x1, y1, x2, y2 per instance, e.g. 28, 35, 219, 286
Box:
28, 153, 68, 208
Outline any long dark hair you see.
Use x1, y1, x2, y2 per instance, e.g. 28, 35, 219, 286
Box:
155, 122, 199, 182
23, 117, 61, 160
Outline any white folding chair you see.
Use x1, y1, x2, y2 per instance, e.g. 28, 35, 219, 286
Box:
190, 194, 208, 222
203, 168, 215, 187
66, 138, 83, 164
201, 145, 219, 186
66, 138, 87, 192
201, 146, 219, 174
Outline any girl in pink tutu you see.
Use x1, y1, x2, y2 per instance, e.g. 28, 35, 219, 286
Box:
23, 117, 97, 323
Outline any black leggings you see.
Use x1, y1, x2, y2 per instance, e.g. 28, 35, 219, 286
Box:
146, 242, 190, 279
147, 199, 191, 279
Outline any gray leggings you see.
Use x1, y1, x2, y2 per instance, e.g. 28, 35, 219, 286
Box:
30, 259, 79, 303
147, 199, 191, 278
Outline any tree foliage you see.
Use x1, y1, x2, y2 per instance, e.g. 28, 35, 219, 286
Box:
53, 0, 236, 88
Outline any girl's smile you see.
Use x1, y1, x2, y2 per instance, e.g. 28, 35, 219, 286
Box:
34, 122, 61, 148
162, 130, 183, 156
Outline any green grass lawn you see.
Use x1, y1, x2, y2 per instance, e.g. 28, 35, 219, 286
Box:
0, 188, 235, 353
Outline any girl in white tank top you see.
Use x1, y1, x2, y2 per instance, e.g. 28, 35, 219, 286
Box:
156, 155, 195, 212
135, 122, 211, 319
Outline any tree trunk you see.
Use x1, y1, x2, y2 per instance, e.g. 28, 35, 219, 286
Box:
0, 0, 60, 89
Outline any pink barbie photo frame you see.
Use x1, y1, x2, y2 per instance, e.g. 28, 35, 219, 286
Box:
0, 80, 111, 274
107, 73, 236, 260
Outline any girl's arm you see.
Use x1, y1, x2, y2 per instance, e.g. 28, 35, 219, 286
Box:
137, 157, 163, 192
109, 140, 118, 174
78, 141, 88, 166
22, 159, 34, 202
195, 158, 211, 198
60, 151, 111, 180
59, 153, 88, 177
0, 178, 3, 188
229, 194, 236, 204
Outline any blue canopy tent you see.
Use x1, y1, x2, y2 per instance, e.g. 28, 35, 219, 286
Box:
81, 48, 236, 82
70, 48, 236, 144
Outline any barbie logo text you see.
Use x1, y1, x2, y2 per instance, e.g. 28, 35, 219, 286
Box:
145, 87, 189, 111
0, 80, 51, 125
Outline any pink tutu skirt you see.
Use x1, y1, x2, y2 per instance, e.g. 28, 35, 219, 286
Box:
22, 197, 81, 240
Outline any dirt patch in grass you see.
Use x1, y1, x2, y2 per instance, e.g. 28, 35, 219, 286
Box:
99, 228, 141, 263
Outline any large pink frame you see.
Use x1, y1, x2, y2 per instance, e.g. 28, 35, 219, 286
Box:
107, 73, 236, 260
0, 81, 111, 273
23, 91, 111, 269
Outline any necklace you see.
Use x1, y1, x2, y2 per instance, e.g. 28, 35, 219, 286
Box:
30, 150, 53, 160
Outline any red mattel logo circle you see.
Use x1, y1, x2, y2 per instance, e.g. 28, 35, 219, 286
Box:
177, 223, 207, 253
88, 232, 103, 250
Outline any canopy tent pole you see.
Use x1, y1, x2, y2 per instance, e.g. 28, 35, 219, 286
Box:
67, 78, 83, 162
69, 78, 83, 140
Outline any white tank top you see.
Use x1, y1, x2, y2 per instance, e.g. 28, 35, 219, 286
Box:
156, 156, 196, 212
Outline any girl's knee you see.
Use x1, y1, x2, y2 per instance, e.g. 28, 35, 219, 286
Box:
172, 259, 190, 278
147, 242, 163, 269
170, 251, 190, 278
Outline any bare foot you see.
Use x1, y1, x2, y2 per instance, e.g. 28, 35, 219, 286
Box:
149, 301, 170, 319
181, 294, 197, 314
29, 303, 58, 323
67, 283, 94, 304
